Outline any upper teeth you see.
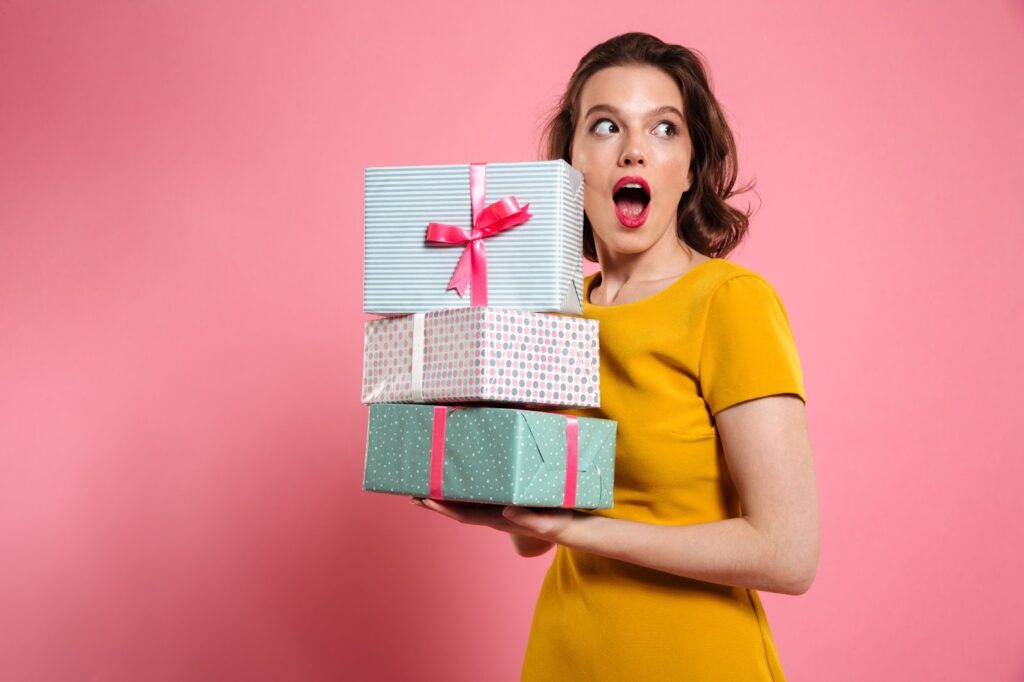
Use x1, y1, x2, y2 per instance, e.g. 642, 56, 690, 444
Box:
622, 183, 643, 189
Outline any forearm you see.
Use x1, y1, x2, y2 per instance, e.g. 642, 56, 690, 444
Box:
559, 514, 815, 595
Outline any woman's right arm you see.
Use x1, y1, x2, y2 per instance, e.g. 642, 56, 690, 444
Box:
510, 534, 555, 557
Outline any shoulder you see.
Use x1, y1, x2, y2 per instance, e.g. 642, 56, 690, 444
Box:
692, 260, 787, 309
701, 259, 772, 289
697, 261, 806, 410
696, 261, 796, 336
584, 260, 789, 318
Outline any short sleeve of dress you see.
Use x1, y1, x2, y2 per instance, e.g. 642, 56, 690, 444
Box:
699, 275, 806, 415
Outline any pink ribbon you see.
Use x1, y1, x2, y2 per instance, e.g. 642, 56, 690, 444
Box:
425, 163, 532, 307
426, 407, 580, 508
563, 416, 579, 508
428, 406, 448, 499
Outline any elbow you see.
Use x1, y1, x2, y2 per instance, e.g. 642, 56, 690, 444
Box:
760, 518, 819, 595
510, 534, 555, 558
516, 545, 554, 558
777, 566, 816, 595
773, 552, 818, 595
514, 543, 553, 558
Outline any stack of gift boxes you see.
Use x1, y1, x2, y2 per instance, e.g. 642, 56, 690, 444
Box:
360, 160, 617, 509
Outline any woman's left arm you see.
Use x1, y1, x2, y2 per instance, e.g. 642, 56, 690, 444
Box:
418, 394, 819, 595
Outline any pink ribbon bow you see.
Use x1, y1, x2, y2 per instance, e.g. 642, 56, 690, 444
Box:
425, 163, 532, 307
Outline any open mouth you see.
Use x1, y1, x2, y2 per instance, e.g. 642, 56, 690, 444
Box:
612, 177, 651, 228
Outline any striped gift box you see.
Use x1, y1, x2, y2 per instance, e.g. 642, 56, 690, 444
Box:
363, 160, 584, 314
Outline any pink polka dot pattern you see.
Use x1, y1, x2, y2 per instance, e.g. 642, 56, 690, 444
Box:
362, 308, 600, 408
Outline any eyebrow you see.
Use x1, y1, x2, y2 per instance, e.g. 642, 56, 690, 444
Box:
582, 104, 684, 120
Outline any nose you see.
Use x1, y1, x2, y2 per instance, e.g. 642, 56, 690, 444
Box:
618, 137, 647, 167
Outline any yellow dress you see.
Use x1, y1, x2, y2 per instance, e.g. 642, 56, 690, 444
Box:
521, 259, 806, 682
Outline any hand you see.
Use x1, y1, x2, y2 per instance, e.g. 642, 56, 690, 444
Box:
411, 498, 577, 544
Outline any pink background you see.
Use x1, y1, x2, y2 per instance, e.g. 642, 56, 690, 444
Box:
2, 1, 1022, 680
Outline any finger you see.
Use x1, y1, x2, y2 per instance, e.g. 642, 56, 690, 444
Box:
421, 498, 493, 522
420, 498, 462, 519
502, 505, 534, 526
502, 506, 551, 534
421, 499, 519, 529
503, 506, 568, 535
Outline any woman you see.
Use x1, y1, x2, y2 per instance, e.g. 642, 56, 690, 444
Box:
413, 32, 818, 681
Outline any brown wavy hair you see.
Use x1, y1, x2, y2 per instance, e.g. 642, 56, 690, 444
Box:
542, 32, 753, 261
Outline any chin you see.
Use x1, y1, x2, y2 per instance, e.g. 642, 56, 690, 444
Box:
592, 217, 672, 255
596, 230, 659, 256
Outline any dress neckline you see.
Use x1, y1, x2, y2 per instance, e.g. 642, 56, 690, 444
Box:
585, 259, 720, 311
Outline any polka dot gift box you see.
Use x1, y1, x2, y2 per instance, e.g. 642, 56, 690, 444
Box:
362, 404, 616, 509
362, 307, 600, 408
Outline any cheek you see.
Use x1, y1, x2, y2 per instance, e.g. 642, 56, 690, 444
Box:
583, 188, 603, 219
654, 156, 693, 197
570, 145, 589, 174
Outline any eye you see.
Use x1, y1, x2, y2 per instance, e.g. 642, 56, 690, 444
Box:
653, 121, 677, 137
590, 118, 618, 135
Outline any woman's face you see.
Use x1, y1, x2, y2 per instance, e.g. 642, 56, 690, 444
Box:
570, 65, 693, 259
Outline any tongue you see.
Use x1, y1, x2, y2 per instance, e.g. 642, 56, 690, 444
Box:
615, 190, 646, 218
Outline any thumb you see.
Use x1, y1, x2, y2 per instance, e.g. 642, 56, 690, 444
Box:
502, 505, 540, 530
501, 507, 528, 522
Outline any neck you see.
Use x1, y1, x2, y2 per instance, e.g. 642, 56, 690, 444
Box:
594, 222, 699, 289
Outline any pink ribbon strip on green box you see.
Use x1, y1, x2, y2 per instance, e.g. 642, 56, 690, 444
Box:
362, 404, 616, 509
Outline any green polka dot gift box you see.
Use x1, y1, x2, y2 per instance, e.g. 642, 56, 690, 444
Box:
362, 307, 599, 408
363, 404, 617, 509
